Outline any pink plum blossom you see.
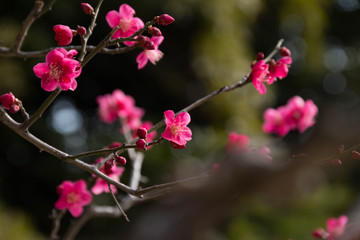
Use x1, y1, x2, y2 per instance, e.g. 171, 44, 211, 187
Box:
53, 24, 73, 46
33, 48, 81, 92
106, 4, 144, 46
262, 96, 318, 137
91, 158, 125, 195
262, 106, 291, 137
136, 36, 164, 69
327, 215, 348, 240
250, 60, 269, 95
312, 215, 348, 240
54, 180, 92, 217
97, 89, 144, 129
226, 132, 250, 152
249, 49, 292, 95
161, 110, 192, 148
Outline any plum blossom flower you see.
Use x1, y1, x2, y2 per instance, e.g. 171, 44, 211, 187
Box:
226, 132, 250, 152
249, 48, 292, 95
53, 24, 73, 46
161, 110, 192, 148
97, 89, 144, 130
33, 48, 81, 92
0, 92, 21, 113
262, 96, 318, 137
106, 4, 144, 46
91, 158, 125, 195
55, 180, 92, 217
312, 215, 348, 240
136, 36, 164, 69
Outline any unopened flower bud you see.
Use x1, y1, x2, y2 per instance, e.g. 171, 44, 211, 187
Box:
81, 3, 94, 16
9, 104, 20, 114
115, 156, 126, 166
137, 127, 148, 139
279, 46, 291, 57
53, 25, 73, 46
0, 92, 16, 109
256, 52, 264, 61
148, 26, 162, 36
331, 158, 342, 167
154, 14, 175, 26
77, 26, 87, 36
136, 35, 155, 50
312, 228, 329, 239
136, 139, 147, 149
352, 150, 360, 160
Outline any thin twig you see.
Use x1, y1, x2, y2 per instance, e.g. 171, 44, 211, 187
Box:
48, 209, 66, 240
107, 182, 130, 222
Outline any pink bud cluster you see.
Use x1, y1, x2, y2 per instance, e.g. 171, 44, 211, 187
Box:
262, 96, 318, 137
0, 92, 21, 113
91, 157, 125, 195
250, 47, 292, 95
97, 89, 144, 130
226, 132, 272, 162
33, 48, 82, 92
312, 215, 348, 240
161, 110, 192, 149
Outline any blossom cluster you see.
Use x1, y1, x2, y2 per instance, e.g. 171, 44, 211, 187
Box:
262, 95, 318, 137
0, 92, 21, 114
250, 47, 292, 95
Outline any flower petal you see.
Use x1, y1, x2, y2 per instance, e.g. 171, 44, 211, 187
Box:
106, 10, 120, 29
119, 4, 135, 19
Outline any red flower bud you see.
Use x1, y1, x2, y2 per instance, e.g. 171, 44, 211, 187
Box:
256, 52, 264, 61
331, 158, 342, 167
0, 92, 21, 114
77, 26, 87, 36
137, 127, 148, 139
136, 139, 147, 149
279, 46, 291, 57
170, 141, 186, 149
136, 35, 155, 50
154, 14, 175, 26
115, 156, 126, 166
352, 150, 360, 160
148, 26, 162, 36
81, 3, 94, 16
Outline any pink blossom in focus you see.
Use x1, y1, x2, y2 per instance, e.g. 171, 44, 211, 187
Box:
54, 180, 92, 217
53, 25, 73, 46
250, 60, 269, 95
136, 36, 164, 69
33, 48, 81, 92
262, 107, 291, 137
161, 110, 192, 148
97, 89, 144, 128
226, 132, 250, 152
106, 4, 144, 46
267, 57, 292, 84
91, 158, 125, 195
326, 215, 348, 240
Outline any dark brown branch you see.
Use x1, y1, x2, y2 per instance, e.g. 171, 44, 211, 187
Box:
48, 209, 66, 240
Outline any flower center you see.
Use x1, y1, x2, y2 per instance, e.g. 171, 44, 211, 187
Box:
49, 64, 63, 80
66, 192, 79, 204
170, 124, 182, 136
119, 18, 132, 32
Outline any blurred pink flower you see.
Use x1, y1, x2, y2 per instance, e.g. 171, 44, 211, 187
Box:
262, 106, 291, 137
327, 215, 348, 240
161, 110, 192, 148
250, 60, 269, 95
91, 158, 125, 195
53, 24, 73, 46
226, 132, 250, 152
106, 4, 144, 46
33, 48, 81, 91
55, 180, 92, 217
97, 89, 144, 128
136, 36, 164, 69
267, 56, 292, 84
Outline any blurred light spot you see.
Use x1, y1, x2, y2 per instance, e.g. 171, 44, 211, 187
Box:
49, 98, 83, 135
336, 89, 359, 108
280, 15, 304, 37
322, 72, 347, 95
324, 46, 347, 72
335, 0, 360, 12
7, 142, 30, 167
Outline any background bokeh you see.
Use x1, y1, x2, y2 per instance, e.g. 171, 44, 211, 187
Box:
1, 0, 360, 239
